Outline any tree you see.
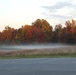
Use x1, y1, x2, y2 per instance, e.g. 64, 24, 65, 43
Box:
52, 24, 62, 42
32, 19, 53, 42
0, 32, 2, 43
59, 19, 76, 44
1, 26, 15, 44
32, 19, 42, 28
23, 25, 45, 43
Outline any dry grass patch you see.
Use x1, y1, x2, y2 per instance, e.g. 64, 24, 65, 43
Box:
0, 46, 76, 58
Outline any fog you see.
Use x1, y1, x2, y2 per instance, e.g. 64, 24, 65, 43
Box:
0, 43, 71, 51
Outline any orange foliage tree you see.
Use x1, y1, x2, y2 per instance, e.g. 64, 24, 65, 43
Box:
32, 19, 53, 42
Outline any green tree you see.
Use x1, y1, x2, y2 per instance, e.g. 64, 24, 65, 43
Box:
52, 24, 62, 42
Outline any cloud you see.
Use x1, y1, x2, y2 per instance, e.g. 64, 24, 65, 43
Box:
41, 0, 76, 25
41, 1, 76, 10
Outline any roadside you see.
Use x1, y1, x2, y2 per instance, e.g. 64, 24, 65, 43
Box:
0, 46, 76, 59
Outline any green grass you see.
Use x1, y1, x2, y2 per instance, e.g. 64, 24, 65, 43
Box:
0, 52, 76, 59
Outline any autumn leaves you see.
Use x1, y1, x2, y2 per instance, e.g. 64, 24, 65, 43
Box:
0, 19, 76, 44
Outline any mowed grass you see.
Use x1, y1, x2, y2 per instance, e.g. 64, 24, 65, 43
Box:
0, 47, 76, 59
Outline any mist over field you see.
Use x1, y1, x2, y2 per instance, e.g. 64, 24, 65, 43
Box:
0, 43, 72, 51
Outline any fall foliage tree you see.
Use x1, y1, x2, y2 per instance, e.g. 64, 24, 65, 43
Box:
59, 19, 76, 44
32, 19, 53, 42
23, 25, 45, 43
0, 19, 76, 44
1, 26, 15, 44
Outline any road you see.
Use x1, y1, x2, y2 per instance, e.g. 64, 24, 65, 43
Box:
0, 58, 76, 75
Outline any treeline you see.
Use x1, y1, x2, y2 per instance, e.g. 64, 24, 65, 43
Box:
0, 19, 76, 44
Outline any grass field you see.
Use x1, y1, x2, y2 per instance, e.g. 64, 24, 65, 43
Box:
0, 46, 76, 59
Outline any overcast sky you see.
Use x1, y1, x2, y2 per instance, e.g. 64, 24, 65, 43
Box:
0, 0, 76, 31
